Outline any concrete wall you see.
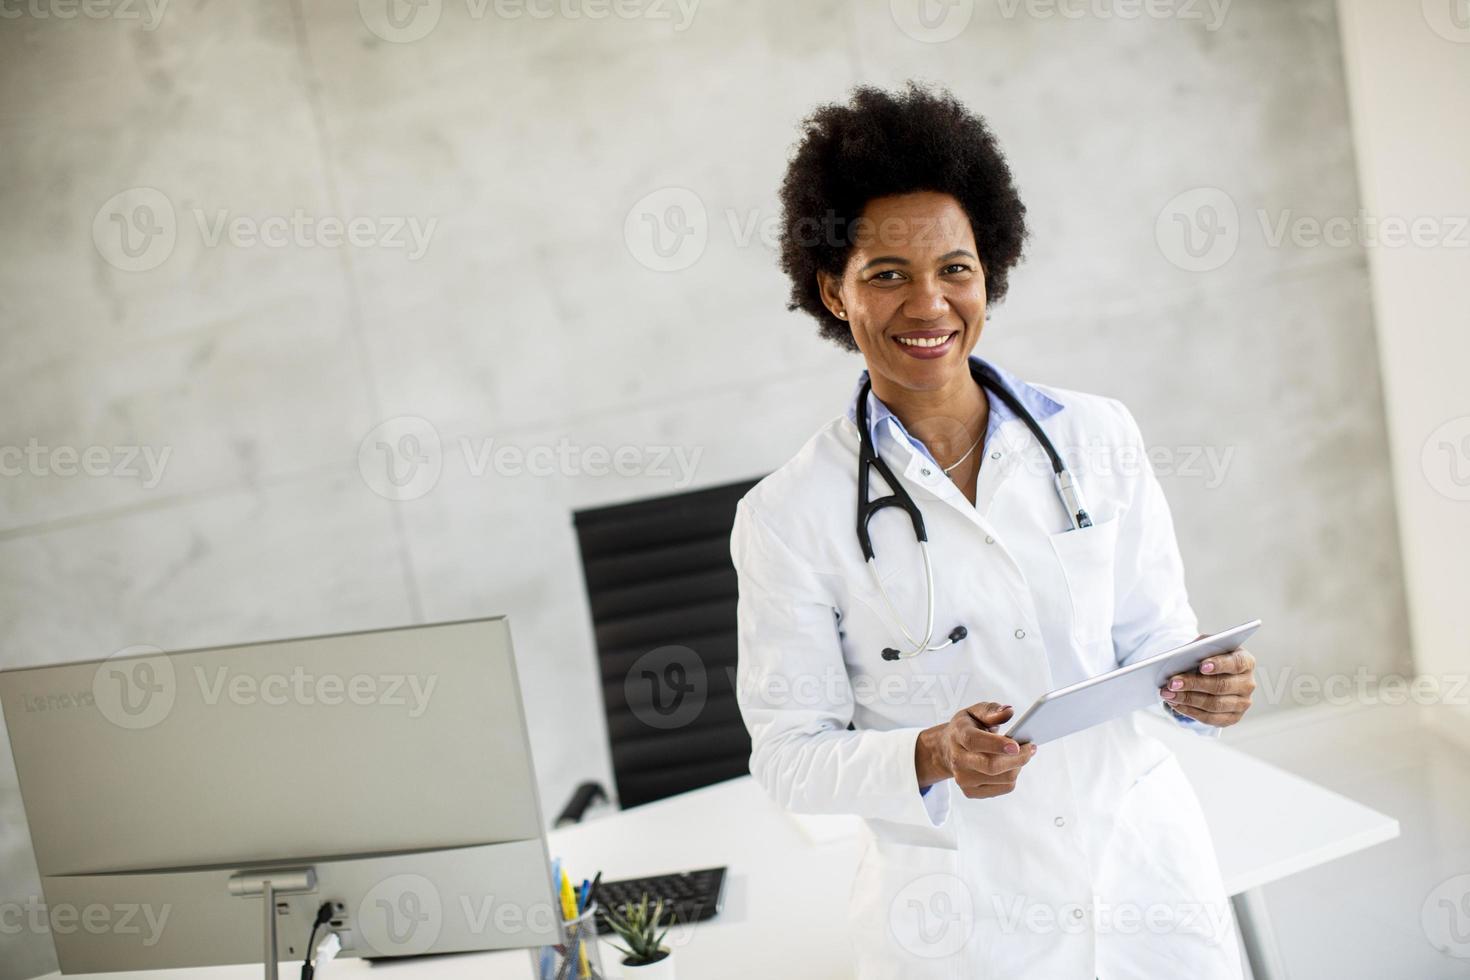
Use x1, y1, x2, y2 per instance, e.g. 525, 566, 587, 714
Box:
1334, 0, 1470, 748
0, 1, 1406, 975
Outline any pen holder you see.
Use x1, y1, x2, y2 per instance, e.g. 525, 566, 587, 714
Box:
532, 900, 605, 980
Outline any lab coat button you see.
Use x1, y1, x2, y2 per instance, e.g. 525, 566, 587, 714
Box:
1072, 908, 1085, 920
1014, 629, 1026, 639
990, 451, 1002, 460
985, 535, 995, 544
1054, 816, 1065, 827
920, 468, 931, 477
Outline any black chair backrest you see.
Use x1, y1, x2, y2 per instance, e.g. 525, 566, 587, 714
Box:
573, 477, 762, 809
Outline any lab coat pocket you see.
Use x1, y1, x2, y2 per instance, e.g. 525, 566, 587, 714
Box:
852, 839, 973, 978
1047, 515, 1120, 647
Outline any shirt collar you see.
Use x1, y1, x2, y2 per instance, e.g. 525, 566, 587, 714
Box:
846, 355, 1065, 454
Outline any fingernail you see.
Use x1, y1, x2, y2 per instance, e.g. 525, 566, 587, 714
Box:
1169, 678, 1184, 690
1001, 704, 1012, 710
1004, 743, 1020, 755
1201, 662, 1216, 673
1161, 689, 1177, 700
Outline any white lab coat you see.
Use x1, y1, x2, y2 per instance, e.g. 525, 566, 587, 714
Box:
731, 377, 1243, 979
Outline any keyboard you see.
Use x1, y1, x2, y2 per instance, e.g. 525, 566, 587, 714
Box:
593, 867, 727, 935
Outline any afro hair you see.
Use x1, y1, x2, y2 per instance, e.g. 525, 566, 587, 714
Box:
777, 82, 1029, 350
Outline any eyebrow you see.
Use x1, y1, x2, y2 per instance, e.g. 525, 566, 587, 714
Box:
858, 249, 978, 273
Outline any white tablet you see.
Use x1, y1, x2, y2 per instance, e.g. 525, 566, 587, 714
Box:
1004, 620, 1262, 745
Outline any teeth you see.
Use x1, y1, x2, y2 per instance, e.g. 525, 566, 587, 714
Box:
897, 334, 952, 348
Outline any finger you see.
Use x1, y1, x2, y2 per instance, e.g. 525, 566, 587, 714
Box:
1199, 648, 1253, 676
959, 780, 1019, 800
964, 702, 1015, 729
1167, 702, 1241, 727
1164, 690, 1251, 713
953, 743, 1036, 776
956, 768, 1021, 797
1165, 673, 1249, 696
955, 765, 1019, 789
957, 726, 1027, 758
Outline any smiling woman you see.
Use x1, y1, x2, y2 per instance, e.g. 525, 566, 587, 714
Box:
776, 84, 1033, 497
734, 81, 1255, 980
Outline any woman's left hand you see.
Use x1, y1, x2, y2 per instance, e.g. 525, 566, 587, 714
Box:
1160, 648, 1257, 727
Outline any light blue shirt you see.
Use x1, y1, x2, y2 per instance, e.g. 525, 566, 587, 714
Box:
846, 355, 1064, 468
849, 355, 1212, 744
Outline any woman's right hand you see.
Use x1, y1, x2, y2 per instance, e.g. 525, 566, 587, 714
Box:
915, 702, 1038, 799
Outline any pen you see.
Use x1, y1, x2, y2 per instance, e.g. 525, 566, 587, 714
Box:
559, 872, 589, 978
578, 878, 591, 912
586, 871, 603, 912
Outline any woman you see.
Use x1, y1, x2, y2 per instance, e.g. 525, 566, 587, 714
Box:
731, 83, 1257, 978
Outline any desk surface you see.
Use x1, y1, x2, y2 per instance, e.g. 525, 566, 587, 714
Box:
53, 714, 1398, 980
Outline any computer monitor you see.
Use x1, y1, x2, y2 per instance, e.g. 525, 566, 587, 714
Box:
0, 617, 561, 975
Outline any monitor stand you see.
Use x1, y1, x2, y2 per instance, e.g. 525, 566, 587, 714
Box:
229, 868, 318, 980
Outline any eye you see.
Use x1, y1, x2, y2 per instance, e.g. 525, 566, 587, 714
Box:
868, 269, 906, 283
942, 263, 973, 276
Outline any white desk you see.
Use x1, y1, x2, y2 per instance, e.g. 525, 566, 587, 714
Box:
54, 714, 1398, 980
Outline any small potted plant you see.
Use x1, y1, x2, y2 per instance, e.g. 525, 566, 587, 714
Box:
603, 893, 675, 978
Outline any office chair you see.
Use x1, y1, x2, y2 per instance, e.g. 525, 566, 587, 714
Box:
562, 477, 761, 817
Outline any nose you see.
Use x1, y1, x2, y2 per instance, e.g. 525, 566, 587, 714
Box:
902, 276, 949, 322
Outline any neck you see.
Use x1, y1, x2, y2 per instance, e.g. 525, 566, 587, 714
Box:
869, 362, 988, 466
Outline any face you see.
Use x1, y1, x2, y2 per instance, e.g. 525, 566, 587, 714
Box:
818, 191, 986, 394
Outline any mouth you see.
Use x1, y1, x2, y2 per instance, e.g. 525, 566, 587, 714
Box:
892, 330, 959, 360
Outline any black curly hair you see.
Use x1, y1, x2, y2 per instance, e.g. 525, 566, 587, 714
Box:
777, 82, 1029, 351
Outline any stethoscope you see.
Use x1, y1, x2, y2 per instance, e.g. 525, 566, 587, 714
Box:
857, 359, 1094, 662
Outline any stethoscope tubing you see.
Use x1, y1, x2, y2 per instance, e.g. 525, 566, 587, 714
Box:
856, 360, 1089, 661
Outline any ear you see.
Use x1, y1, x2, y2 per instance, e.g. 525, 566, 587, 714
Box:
816, 271, 847, 322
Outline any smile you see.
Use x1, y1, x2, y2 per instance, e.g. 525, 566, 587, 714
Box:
893, 331, 959, 358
